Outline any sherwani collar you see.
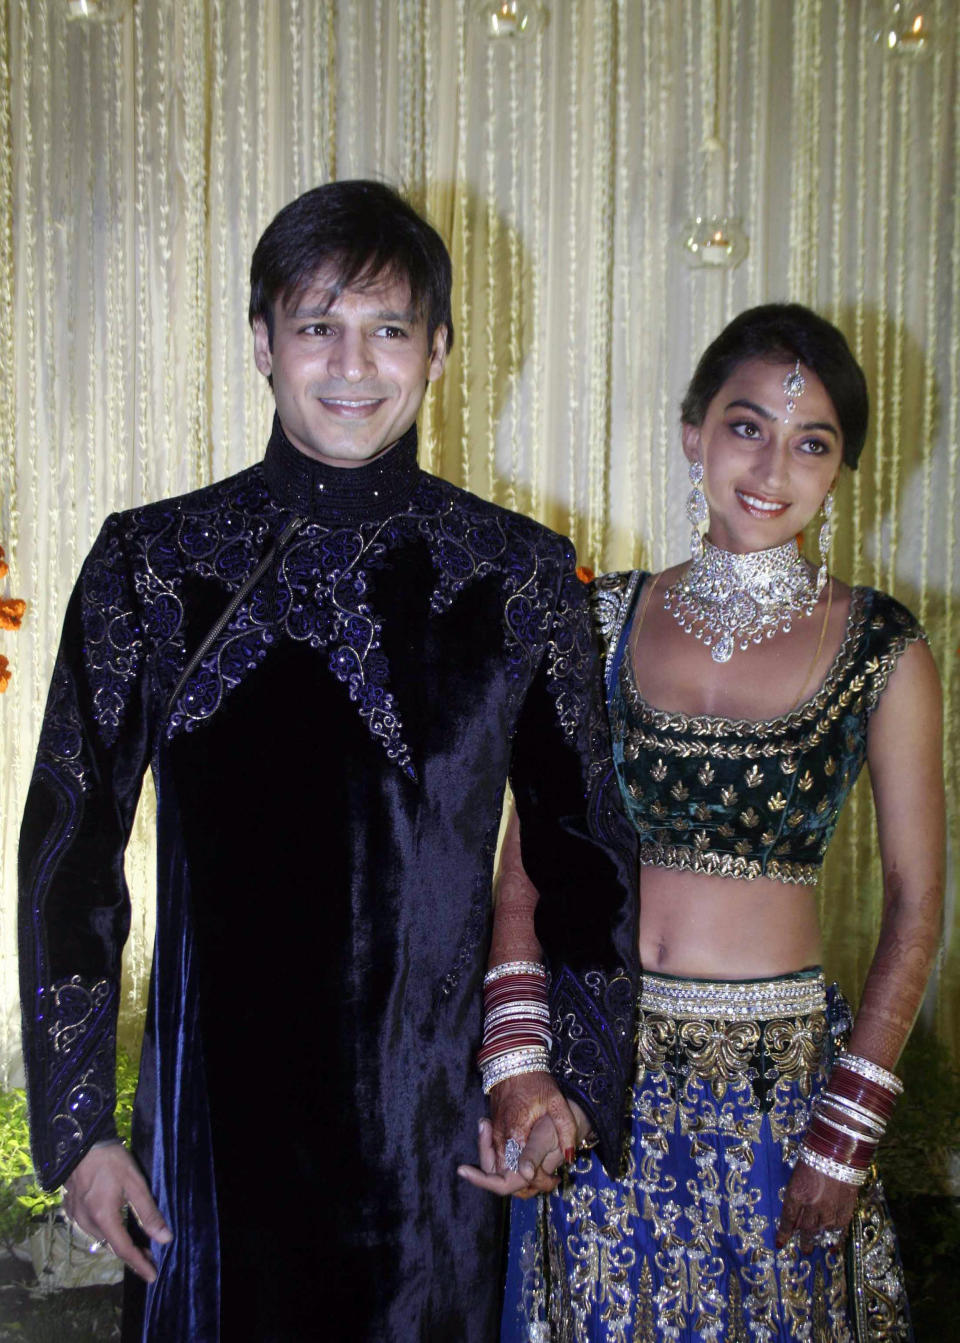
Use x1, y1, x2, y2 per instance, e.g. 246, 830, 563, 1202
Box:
263, 414, 421, 523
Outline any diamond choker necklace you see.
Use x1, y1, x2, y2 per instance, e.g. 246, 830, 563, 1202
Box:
662, 538, 821, 664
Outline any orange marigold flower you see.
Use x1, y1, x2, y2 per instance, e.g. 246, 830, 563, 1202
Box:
0, 653, 10, 693
575, 565, 595, 584
0, 544, 7, 580
0, 596, 26, 631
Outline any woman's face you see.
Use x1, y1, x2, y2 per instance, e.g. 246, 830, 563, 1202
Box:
682, 356, 843, 554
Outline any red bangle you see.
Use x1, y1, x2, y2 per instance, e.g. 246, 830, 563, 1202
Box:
803, 1133, 873, 1171
804, 1120, 874, 1168
827, 1071, 896, 1119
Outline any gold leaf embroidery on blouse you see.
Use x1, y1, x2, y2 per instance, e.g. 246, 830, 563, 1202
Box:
767, 792, 787, 813
697, 762, 715, 786
650, 758, 668, 782
739, 807, 760, 828
720, 785, 738, 807
744, 764, 764, 788
797, 770, 814, 792
824, 756, 837, 776
760, 829, 777, 846
787, 809, 805, 828
670, 781, 689, 802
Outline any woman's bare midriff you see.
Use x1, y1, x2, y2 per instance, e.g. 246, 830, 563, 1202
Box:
638, 865, 823, 980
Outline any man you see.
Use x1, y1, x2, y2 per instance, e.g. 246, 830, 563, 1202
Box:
19, 181, 636, 1340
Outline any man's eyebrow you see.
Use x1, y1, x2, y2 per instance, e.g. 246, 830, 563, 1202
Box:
724, 398, 839, 437
290, 304, 417, 323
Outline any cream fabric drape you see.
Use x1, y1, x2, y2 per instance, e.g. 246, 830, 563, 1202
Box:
1, 0, 957, 1083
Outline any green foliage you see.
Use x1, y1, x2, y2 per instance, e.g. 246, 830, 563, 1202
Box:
0, 1050, 137, 1252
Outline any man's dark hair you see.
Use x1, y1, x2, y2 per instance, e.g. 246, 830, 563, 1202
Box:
249, 179, 454, 350
681, 303, 868, 469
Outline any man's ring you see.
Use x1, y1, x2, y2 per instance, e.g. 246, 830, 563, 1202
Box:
503, 1138, 522, 1173
88, 1239, 106, 1253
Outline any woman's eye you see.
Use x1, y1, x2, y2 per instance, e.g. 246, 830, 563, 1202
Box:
730, 419, 761, 439
799, 437, 830, 455
378, 326, 407, 339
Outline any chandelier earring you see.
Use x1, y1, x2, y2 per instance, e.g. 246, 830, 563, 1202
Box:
816, 489, 835, 594
686, 458, 709, 561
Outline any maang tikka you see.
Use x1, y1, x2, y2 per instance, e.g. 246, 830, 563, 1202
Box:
686, 458, 709, 560
783, 359, 805, 413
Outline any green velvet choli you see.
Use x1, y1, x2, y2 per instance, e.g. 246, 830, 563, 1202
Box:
591, 572, 925, 886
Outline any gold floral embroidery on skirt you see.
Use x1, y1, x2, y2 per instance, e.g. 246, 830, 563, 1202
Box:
506, 971, 912, 1343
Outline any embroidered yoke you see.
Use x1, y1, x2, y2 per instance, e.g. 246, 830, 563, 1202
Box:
591, 572, 925, 885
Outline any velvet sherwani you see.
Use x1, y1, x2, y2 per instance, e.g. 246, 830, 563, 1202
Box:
19, 419, 637, 1342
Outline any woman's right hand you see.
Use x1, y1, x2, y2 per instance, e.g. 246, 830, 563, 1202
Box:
457, 1088, 593, 1199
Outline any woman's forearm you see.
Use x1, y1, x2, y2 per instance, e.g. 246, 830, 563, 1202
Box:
846, 866, 943, 1069
488, 808, 542, 967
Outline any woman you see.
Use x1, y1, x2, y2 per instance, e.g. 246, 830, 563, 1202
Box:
462, 304, 944, 1341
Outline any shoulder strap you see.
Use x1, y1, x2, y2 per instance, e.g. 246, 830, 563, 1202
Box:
857, 587, 927, 715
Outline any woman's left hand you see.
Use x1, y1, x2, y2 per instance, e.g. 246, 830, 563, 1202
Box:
777, 1160, 859, 1252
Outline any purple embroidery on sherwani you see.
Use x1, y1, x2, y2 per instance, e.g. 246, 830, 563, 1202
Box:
80, 524, 143, 748
163, 476, 580, 777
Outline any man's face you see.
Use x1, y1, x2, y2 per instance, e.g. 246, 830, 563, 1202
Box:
253, 269, 447, 468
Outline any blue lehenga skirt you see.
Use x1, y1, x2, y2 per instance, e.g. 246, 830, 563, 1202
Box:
502, 969, 911, 1342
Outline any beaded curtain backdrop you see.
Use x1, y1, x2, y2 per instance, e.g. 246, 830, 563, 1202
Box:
0, 0, 957, 1083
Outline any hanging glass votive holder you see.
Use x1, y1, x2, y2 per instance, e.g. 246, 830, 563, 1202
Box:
876, 3, 934, 60
678, 215, 749, 271
473, 0, 546, 40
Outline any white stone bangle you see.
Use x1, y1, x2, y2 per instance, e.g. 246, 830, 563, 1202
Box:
837, 1052, 903, 1095
483, 960, 547, 984
814, 1108, 882, 1148
483, 1002, 551, 1026
480, 1047, 550, 1095
819, 1094, 887, 1137
798, 1145, 869, 1187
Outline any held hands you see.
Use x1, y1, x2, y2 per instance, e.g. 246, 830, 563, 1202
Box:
457, 1073, 591, 1198
776, 1160, 859, 1253
63, 1144, 172, 1283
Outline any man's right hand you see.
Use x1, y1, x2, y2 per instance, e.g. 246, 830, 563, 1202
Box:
63, 1144, 172, 1283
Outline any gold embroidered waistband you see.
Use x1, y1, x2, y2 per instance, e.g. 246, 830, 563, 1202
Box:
639, 970, 826, 1020
639, 841, 821, 887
